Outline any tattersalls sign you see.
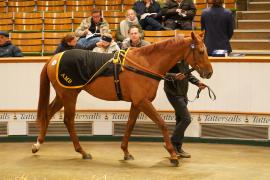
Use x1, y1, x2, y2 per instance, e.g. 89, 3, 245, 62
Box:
0, 111, 270, 126
198, 113, 270, 125
0, 111, 269, 137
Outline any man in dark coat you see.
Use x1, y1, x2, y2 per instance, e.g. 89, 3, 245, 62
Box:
0, 31, 23, 57
162, 0, 196, 30
201, 0, 234, 55
164, 61, 206, 158
133, 0, 165, 30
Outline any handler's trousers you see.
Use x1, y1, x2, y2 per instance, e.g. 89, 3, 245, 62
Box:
165, 93, 191, 149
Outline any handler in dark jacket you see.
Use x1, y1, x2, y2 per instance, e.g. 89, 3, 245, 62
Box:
164, 61, 206, 158
201, 0, 234, 55
162, 0, 196, 30
0, 31, 23, 57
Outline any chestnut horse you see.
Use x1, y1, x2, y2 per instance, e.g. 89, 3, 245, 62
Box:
32, 32, 212, 166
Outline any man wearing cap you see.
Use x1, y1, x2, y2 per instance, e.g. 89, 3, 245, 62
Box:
92, 33, 120, 53
0, 31, 23, 57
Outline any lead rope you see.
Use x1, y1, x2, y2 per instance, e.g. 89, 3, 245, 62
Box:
189, 85, 216, 102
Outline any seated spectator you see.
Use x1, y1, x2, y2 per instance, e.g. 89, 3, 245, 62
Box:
133, 0, 165, 30
0, 31, 23, 57
92, 33, 120, 53
116, 9, 142, 42
162, 0, 196, 30
201, 0, 234, 55
121, 25, 150, 49
54, 33, 84, 54
75, 9, 110, 49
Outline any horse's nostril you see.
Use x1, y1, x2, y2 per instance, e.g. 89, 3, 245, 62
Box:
207, 72, 212, 79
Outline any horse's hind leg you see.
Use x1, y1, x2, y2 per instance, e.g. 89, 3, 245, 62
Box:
138, 100, 179, 166
62, 92, 92, 159
121, 103, 140, 160
32, 95, 63, 153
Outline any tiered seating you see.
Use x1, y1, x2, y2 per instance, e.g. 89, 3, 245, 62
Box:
103, 11, 125, 32
175, 29, 202, 37
7, 0, 36, 12
10, 32, 43, 55
95, 0, 122, 11
37, 0, 65, 12
224, 0, 236, 9
14, 12, 43, 32
0, 13, 13, 32
122, 0, 137, 11
73, 11, 92, 29
0, 0, 6, 13
144, 30, 175, 43
0, 0, 239, 56
66, 0, 94, 11
43, 12, 73, 32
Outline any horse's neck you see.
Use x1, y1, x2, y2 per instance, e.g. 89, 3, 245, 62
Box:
137, 37, 191, 75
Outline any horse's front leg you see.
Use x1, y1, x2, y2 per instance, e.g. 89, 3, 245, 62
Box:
121, 103, 140, 160
63, 93, 92, 159
138, 100, 179, 166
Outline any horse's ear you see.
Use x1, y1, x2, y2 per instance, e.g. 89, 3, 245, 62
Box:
191, 31, 197, 41
199, 31, 205, 40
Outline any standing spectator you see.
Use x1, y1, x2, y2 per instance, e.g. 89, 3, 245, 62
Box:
133, 0, 165, 30
75, 9, 110, 49
116, 9, 142, 42
54, 33, 83, 54
121, 25, 150, 49
164, 61, 206, 158
201, 0, 234, 55
162, 0, 196, 30
0, 31, 23, 57
92, 33, 120, 53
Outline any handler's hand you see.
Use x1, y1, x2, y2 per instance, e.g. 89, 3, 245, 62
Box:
197, 82, 207, 89
175, 73, 186, 80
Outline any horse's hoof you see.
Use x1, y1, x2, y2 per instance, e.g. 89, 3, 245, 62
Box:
32, 144, 39, 154
82, 153, 92, 159
124, 154, 134, 160
170, 158, 179, 167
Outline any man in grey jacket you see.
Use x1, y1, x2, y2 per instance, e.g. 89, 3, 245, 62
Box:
75, 9, 110, 49
164, 61, 206, 158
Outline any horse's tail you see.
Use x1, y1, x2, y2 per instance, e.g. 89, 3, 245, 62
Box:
37, 60, 50, 133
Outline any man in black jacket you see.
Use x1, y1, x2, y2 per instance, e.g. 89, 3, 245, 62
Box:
164, 61, 206, 158
162, 0, 196, 30
0, 31, 23, 57
201, 0, 234, 55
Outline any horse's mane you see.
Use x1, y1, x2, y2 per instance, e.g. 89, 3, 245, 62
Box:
133, 36, 185, 55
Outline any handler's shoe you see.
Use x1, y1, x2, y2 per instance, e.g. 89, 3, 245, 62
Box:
178, 149, 191, 158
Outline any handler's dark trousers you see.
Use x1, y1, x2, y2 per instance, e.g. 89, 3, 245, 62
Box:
165, 93, 191, 149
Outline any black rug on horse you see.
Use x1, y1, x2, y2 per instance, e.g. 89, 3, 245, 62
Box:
56, 49, 114, 88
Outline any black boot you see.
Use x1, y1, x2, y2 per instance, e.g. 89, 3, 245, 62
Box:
178, 148, 191, 158
173, 143, 191, 158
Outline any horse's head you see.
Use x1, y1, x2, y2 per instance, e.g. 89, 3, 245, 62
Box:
184, 32, 213, 79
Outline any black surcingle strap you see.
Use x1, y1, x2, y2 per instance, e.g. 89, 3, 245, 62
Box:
114, 62, 122, 100
112, 50, 128, 100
